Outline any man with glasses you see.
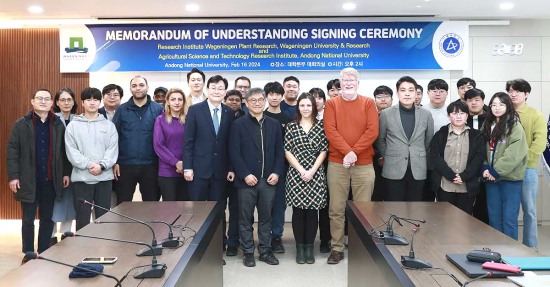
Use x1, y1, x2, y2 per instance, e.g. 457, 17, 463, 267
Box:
507, 79, 547, 250
7, 89, 71, 263
99, 84, 123, 121
372, 85, 393, 201
183, 75, 234, 202
456, 77, 476, 103
230, 88, 284, 267
234, 76, 251, 113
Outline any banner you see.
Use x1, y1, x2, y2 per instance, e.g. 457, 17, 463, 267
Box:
59, 21, 468, 72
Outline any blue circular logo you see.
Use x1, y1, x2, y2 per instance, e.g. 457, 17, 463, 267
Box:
439, 33, 464, 57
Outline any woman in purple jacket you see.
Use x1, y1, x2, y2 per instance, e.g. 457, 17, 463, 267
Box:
154, 88, 188, 201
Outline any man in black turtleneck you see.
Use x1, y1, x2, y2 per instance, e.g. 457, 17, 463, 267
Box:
375, 76, 434, 201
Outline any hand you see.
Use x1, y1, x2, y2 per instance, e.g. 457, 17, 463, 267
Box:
343, 151, 357, 164
63, 176, 70, 187
227, 171, 235, 182
184, 170, 194, 181
267, 173, 279, 185
453, 174, 463, 184
9, 179, 20, 193
113, 164, 120, 181
301, 170, 314, 182
244, 174, 258, 186
88, 162, 102, 176
175, 161, 183, 173
482, 170, 495, 181
377, 157, 384, 166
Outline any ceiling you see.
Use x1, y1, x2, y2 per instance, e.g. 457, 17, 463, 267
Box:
0, 0, 549, 24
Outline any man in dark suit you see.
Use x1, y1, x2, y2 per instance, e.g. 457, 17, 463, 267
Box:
183, 75, 234, 201
230, 87, 285, 267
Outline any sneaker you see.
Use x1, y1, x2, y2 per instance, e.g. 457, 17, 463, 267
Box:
327, 250, 344, 264
320, 241, 331, 254
259, 251, 280, 265
271, 237, 285, 254
243, 253, 256, 267
226, 246, 238, 257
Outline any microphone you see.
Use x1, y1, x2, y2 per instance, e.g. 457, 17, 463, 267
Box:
64, 231, 166, 279
400, 228, 432, 269
382, 215, 407, 245
78, 198, 162, 256
95, 214, 181, 248
462, 272, 492, 286
25, 252, 123, 286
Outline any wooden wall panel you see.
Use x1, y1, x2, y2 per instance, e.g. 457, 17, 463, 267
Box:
0, 29, 89, 219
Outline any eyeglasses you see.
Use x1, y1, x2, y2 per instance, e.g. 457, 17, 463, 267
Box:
341, 79, 357, 83
208, 87, 226, 92
375, 95, 391, 100
490, 103, 506, 109
34, 97, 52, 102
58, 98, 73, 103
247, 98, 265, 105
450, 111, 467, 117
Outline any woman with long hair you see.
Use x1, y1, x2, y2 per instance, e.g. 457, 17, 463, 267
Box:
153, 88, 188, 201
51, 87, 77, 244
285, 93, 328, 264
481, 92, 528, 240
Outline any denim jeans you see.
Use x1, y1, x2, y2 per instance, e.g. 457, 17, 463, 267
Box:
521, 168, 538, 248
486, 180, 522, 240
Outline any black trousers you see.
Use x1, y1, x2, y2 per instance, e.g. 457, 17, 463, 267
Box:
422, 170, 436, 202
472, 183, 489, 224
158, 176, 188, 201
318, 193, 331, 243
436, 188, 475, 215
293, 207, 318, 244
385, 166, 425, 201
371, 157, 385, 201
72, 181, 112, 230
188, 177, 226, 201
21, 181, 56, 253
116, 164, 160, 204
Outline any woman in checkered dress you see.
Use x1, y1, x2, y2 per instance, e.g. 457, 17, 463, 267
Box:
284, 93, 328, 264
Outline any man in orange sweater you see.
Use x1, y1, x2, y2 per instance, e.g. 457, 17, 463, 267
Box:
323, 67, 379, 264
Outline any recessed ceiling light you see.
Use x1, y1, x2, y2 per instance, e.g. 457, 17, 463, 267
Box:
27, 5, 43, 14
342, 3, 356, 10
186, 4, 200, 12
499, 3, 514, 10
416, 5, 422, 8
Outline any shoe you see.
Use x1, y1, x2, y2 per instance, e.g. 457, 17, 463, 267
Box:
304, 244, 315, 264
271, 237, 285, 253
21, 255, 30, 265
259, 251, 279, 265
320, 241, 331, 254
226, 246, 238, 257
243, 253, 256, 267
50, 236, 58, 247
222, 259, 226, 265
60, 234, 68, 241
327, 250, 344, 264
296, 244, 305, 264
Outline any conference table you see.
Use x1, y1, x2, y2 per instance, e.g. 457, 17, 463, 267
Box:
347, 201, 542, 287
0, 201, 223, 287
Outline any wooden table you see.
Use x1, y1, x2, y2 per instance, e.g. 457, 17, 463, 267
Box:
0, 201, 223, 287
347, 201, 540, 287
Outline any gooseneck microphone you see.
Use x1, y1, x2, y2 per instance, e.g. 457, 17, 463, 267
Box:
382, 214, 426, 245
400, 228, 432, 269
462, 272, 492, 286
25, 252, 123, 286
95, 214, 182, 248
64, 232, 166, 279
78, 198, 162, 255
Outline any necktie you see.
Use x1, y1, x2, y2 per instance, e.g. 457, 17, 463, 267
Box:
213, 107, 219, 135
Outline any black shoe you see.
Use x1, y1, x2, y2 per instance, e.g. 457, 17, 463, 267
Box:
271, 237, 285, 253
50, 236, 58, 247
21, 255, 30, 265
304, 244, 315, 264
296, 244, 305, 264
226, 246, 238, 257
320, 241, 331, 254
243, 253, 256, 267
259, 251, 279, 265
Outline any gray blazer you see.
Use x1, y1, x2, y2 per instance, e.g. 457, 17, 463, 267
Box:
375, 105, 434, 180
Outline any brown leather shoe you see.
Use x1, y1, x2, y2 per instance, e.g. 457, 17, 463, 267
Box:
327, 250, 344, 264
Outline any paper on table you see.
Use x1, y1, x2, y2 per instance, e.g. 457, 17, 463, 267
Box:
507, 271, 550, 287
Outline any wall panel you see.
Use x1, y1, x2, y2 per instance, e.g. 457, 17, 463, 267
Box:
0, 29, 88, 219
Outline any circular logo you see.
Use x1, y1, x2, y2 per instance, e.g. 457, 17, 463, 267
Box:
439, 33, 464, 57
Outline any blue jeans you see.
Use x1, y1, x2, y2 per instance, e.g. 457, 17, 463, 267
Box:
486, 180, 522, 240
521, 168, 538, 248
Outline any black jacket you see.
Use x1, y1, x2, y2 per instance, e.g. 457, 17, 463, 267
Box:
7, 111, 71, 203
429, 125, 486, 198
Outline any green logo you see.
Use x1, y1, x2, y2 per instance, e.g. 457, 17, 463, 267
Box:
65, 37, 88, 53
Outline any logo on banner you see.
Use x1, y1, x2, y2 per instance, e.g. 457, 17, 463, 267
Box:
439, 33, 463, 57
65, 37, 88, 53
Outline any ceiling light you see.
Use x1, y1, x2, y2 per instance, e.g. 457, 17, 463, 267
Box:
27, 5, 43, 14
499, 3, 514, 10
186, 4, 200, 12
416, 5, 422, 8
342, 3, 356, 10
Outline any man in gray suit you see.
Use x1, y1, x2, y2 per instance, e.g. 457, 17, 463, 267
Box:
376, 76, 434, 201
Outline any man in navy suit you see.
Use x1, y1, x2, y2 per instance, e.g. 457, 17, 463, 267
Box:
183, 75, 235, 201
230, 88, 285, 267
